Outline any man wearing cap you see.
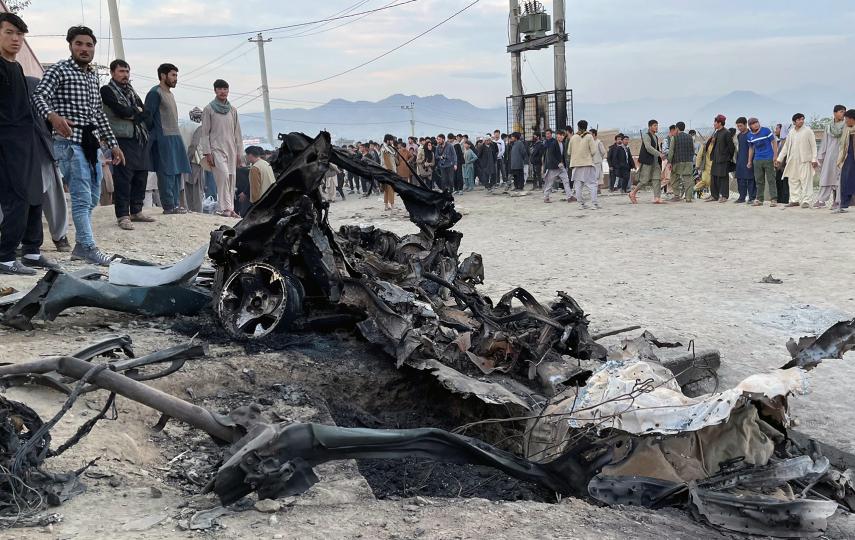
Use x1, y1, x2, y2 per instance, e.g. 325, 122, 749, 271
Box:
775, 113, 817, 208
199, 79, 243, 217
746, 118, 778, 206
709, 114, 735, 202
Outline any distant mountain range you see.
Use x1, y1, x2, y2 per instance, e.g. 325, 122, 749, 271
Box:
239, 89, 848, 142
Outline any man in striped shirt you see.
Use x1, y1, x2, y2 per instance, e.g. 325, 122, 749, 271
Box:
32, 26, 126, 266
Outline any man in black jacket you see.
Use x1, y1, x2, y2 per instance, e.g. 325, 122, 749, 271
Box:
709, 114, 735, 202
529, 133, 544, 190
453, 134, 465, 194
608, 134, 634, 193
606, 134, 621, 191
101, 59, 155, 230
477, 135, 497, 189
542, 129, 571, 202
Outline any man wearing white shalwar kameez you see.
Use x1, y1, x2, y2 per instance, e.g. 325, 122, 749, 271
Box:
815, 106, 846, 208
775, 113, 817, 208
199, 79, 243, 217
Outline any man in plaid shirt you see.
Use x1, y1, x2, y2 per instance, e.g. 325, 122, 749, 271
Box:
32, 26, 126, 266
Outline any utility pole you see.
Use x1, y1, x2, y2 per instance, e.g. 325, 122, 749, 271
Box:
401, 102, 415, 137
553, 0, 567, 130
509, 0, 523, 132
106, 0, 125, 60
248, 33, 274, 146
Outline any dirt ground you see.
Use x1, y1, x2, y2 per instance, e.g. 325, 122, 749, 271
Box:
2, 185, 855, 539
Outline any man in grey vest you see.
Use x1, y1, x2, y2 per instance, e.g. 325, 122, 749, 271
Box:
101, 59, 155, 230
629, 119, 664, 204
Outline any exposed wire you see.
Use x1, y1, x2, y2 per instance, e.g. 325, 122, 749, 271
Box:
27, 1, 417, 40
269, 0, 480, 90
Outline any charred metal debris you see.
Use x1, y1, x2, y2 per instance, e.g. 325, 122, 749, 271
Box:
0, 131, 854, 537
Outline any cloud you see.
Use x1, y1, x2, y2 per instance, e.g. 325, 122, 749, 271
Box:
450, 71, 504, 80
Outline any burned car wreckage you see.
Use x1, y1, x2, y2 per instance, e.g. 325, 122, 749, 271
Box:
1, 131, 855, 537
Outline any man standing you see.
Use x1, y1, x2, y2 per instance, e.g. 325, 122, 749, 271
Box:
198, 79, 243, 217
452, 134, 465, 194
746, 118, 778, 206
542, 129, 571, 203
775, 113, 818, 208
815, 105, 846, 208
567, 120, 600, 209
144, 63, 191, 214
709, 114, 735, 203
733, 117, 755, 204
590, 129, 607, 192
101, 59, 154, 230
836, 110, 855, 213
774, 123, 790, 204
629, 120, 663, 204
611, 135, 634, 193
25, 76, 69, 252
667, 122, 696, 202
509, 132, 529, 190
379, 134, 398, 210
529, 133, 544, 190
245, 146, 275, 203
435, 133, 457, 192
607, 134, 621, 191
492, 129, 506, 187
32, 25, 126, 266
0, 13, 59, 274
477, 135, 497, 189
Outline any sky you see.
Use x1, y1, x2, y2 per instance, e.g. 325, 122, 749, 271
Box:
13, 0, 855, 116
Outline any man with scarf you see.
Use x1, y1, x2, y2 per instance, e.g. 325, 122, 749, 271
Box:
199, 79, 243, 217
815, 105, 846, 208
101, 59, 154, 230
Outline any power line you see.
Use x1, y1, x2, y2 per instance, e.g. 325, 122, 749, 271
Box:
181, 41, 251, 79
27, 1, 418, 40
267, 0, 371, 38
269, 0, 480, 90
271, 0, 394, 40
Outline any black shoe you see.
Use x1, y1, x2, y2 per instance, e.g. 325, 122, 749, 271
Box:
54, 236, 72, 252
71, 243, 114, 267
0, 260, 37, 275
21, 255, 61, 271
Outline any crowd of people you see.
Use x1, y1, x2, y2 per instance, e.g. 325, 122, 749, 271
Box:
2, 12, 855, 278
332, 108, 855, 215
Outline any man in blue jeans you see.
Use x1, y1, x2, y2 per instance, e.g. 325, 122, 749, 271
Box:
32, 26, 126, 266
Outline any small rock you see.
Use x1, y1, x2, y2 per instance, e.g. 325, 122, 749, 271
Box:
108, 477, 122, 488
268, 515, 279, 526
150, 486, 163, 499
403, 504, 420, 512
254, 499, 281, 513
403, 516, 419, 524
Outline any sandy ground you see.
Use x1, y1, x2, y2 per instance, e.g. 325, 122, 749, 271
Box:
2, 185, 855, 539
